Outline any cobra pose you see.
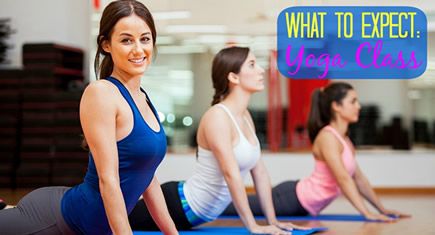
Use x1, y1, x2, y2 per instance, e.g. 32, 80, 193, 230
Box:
0, 1, 178, 234
224, 82, 410, 222
129, 46, 308, 235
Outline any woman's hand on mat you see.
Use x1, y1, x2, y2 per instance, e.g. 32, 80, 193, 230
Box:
381, 208, 411, 219
249, 224, 291, 235
272, 221, 311, 231
365, 212, 396, 222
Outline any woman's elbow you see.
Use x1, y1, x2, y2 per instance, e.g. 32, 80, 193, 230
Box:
336, 174, 354, 186
99, 176, 119, 191
222, 169, 239, 183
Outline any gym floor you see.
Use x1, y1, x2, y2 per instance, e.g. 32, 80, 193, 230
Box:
204, 194, 435, 234
1, 189, 434, 234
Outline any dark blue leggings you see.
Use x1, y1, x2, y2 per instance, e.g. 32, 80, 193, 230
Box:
222, 180, 309, 216
129, 181, 192, 231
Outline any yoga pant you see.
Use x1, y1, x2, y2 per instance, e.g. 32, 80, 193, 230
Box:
0, 186, 75, 235
223, 180, 309, 216
129, 181, 193, 230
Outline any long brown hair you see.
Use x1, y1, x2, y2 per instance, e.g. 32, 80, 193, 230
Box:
94, 0, 157, 80
307, 82, 354, 143
211, 46, 250, 105
83, 0, 156, 149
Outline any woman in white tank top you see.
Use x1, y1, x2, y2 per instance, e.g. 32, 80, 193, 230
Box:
129, 47, 308, 234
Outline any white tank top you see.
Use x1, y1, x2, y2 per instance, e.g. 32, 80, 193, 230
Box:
183, 103, 261, 221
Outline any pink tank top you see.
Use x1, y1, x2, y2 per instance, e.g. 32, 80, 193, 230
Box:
296, 125, 357, 215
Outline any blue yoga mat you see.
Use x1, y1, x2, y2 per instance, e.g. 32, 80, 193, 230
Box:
134, 226, 327, 235
219, 214, 398, 222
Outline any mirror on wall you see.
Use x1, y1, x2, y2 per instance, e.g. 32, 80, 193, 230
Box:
408, 65, 435, 148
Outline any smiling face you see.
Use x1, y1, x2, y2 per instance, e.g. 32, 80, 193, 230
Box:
102, 14, 153, 79
333, 89, 361, 123
234, 52, 265, 93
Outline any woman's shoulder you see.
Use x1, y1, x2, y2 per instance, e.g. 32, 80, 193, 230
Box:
197, 105, 234, 144
85, 79, 117, 92
80, 79, 121, 109
199, 105, 238, 133
314, 128, 341, 148
82, 80, 120, 100
201, 105, 230, 124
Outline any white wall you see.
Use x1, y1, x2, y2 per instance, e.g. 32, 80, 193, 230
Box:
0, 0, 91, 77
156, 151, 435, 188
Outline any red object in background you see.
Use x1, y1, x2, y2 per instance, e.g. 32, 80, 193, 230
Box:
93, 0, 100, 10
267, 50, 282, 152
286, 79, 329, 148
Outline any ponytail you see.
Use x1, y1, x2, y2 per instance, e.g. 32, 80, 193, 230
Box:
211, 93, 221, 106
211, 87, 229, 105
94, 52, 114, 80
94, 35, 114, 80
307, 82, 354, 143
307, 89, 328, 143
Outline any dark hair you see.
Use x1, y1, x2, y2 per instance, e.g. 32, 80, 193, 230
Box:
211, 46, 250, 105
307, 82, 354, 143
94, 0, 156, 80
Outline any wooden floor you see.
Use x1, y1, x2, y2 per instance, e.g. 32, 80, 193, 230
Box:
1, 189, 434, 234
203, 194, 435, 235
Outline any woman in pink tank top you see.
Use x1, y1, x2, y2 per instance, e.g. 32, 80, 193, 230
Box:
224, 82, 410, 222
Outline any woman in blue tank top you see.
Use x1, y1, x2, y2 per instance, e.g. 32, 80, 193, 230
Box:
0, 1, 178, 234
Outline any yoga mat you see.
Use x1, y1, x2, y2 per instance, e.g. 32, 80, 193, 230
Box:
134, 226, 327, 235
219, 214, 398, 222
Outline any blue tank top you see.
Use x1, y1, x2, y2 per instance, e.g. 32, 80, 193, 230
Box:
61, 77, 167, 235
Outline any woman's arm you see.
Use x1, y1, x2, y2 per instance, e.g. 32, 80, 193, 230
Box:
250, 160, 309, 231
142, 177, 178, 234
354, 166, 410, 218
201, 109, 286, 234
353, 165, 385, 212
244, 112, 278, 224
318, 132, 392, 222
80, 81, 132, 234
250, 160, 276, 224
